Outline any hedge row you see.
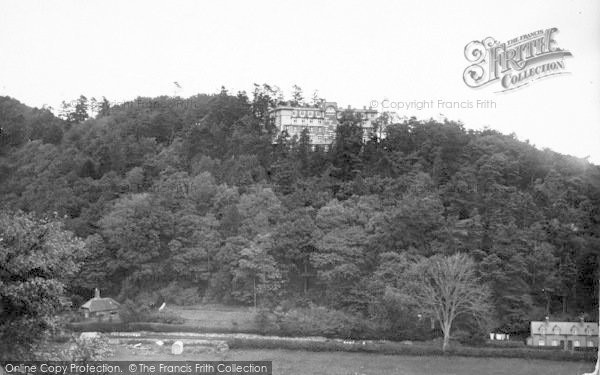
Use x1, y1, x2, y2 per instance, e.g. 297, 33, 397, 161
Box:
66, 322, 256, 334
227, 338, 597, 362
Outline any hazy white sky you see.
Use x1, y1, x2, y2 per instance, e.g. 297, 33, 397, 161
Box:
0, 0, 598, 162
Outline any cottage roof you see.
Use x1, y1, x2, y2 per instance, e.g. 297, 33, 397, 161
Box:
80, 297, 120, 313
531, 321, 598, 336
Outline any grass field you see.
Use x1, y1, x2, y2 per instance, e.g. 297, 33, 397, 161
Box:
111, 346, 594, 375
168, 304, 257, 331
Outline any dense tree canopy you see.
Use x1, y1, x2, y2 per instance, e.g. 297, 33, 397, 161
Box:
1, 88, 599, 335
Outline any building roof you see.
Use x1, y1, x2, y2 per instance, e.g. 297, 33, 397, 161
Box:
270, 105, 323, 112
81, 297, 120, 313
269, 102, 376, 114
531, 321, 598, 336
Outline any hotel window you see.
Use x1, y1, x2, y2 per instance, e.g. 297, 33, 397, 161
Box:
310, 119, 313, 124
308, 111, 313, 117
551, 340, 559, 346
574, 341, 580, 347
300, 111, 305, 116
538, 340, 545, 346
292, 111, 297, 116
589, 341, 596, 347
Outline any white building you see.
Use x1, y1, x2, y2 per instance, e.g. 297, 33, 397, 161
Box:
269, 101, 380, 146
527, 319, 598, 350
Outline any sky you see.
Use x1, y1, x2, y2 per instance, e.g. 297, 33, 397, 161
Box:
0, 0, 598, 162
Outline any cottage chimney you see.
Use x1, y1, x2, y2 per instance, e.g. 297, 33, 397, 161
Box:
94, 288, 100, 299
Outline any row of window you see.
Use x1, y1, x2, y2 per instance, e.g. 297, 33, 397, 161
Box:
538, 339, 595, 347
355, 112, 377, 119
292, 118, 323, 124
292, 110, 323, 118
286, 110, 377, 119
538, 326, 594, 335
283, 125, 332, 135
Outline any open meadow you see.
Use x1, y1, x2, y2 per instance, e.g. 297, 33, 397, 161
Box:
168, 305, 257, 331
110, 347, 594, 375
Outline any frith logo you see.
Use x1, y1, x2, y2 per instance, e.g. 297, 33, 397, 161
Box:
463, 28, 572, 92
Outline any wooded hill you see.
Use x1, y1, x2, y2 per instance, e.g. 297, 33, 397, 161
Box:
1, 86, 599, 334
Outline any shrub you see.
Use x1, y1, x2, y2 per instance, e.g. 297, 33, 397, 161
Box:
60, 336, 114, 360
254, 309, 279, 335
119, 300, 184, 324
483, 339, 525, 348
275, 307, 373, 338
66, 322, 127, 332
157, 283, 202, 306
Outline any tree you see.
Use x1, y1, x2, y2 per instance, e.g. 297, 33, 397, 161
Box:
296, 128, 312, 177
0, 211, 87, 358
169, 213, 221, 287
232, 235, 283, 307
97, 97, 111, 118
331, 111, 363, 181
405, 253, 491, 352
310, 90, 324, 107
251, 83, 279, 131
291, 85, 304, 106
73, 95, 89, 123
98, 193, 174, 295
0, 97, 27, 149
311, 196, 378, 310
59, 96, 89, 124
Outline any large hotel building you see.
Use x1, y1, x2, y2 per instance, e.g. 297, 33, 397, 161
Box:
269, 101, 380, 146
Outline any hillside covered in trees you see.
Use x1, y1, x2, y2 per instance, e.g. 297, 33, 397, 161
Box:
1, 85, 599, 336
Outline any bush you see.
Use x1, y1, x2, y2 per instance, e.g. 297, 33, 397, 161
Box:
254, 309, 279, 335
66, 322, 127, 332
483, 339, 525, 348
119, 300, 184, 324
157, 283, 203, 306
274, 307, 376, 339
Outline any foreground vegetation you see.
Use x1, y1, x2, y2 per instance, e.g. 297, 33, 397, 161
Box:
65, 304, 596, 362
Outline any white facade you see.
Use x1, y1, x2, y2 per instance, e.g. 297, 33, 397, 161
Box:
270, 101, 380, 146
528, 320, 599, 350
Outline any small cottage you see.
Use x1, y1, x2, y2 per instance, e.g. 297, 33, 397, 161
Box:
80, 288, 120, 321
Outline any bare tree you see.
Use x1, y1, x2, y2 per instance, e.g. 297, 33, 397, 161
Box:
408, 253, 491, 352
